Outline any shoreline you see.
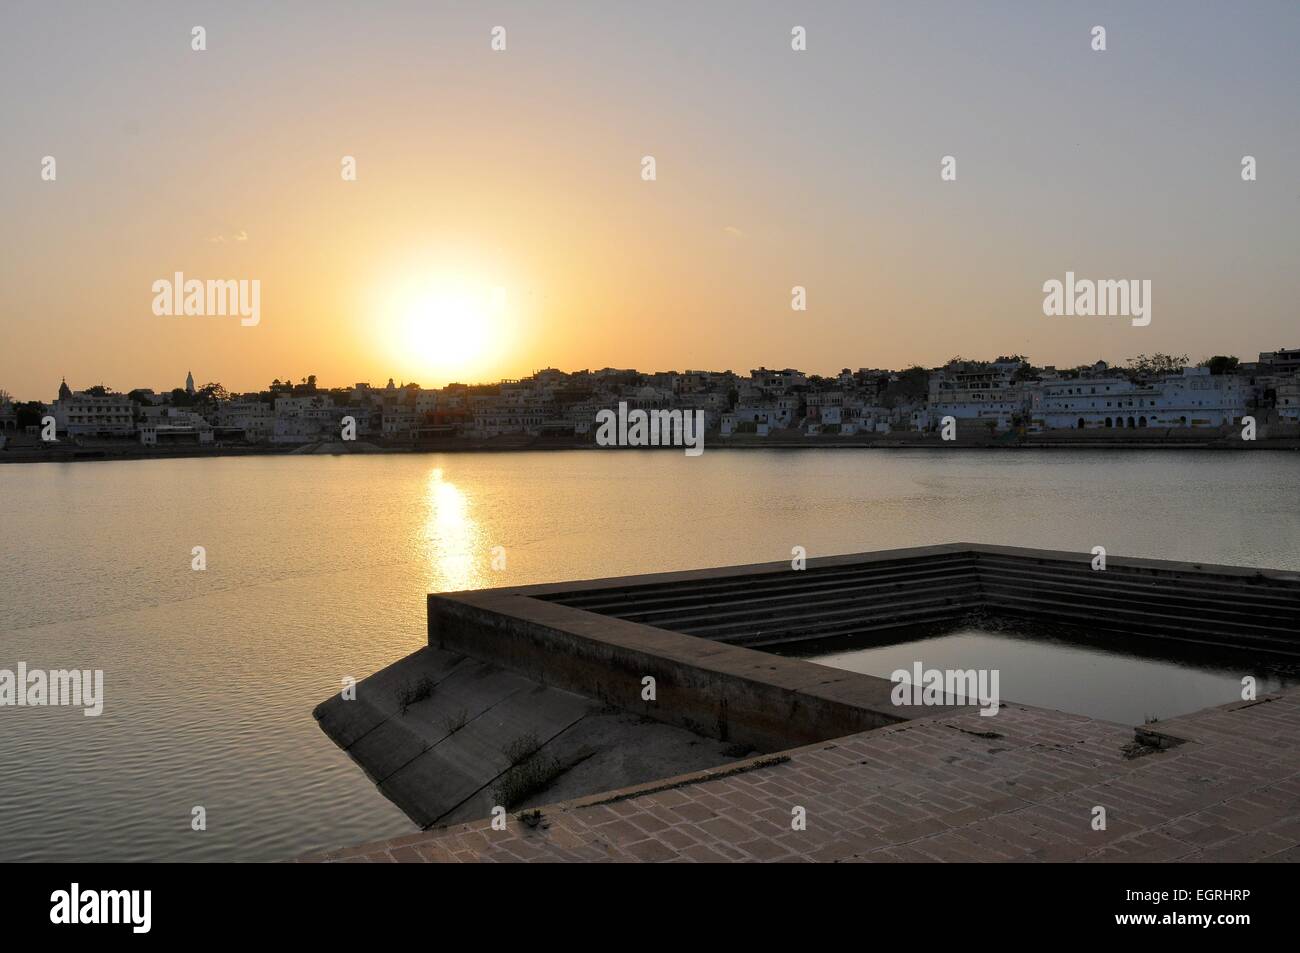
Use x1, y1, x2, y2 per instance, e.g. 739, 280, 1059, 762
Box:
2, 434, 1298, 464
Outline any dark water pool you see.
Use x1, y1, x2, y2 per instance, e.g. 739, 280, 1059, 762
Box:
780, 622, 1300, 725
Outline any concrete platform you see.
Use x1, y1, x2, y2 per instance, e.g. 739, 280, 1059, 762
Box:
313, 646, 755, 829
299, 689, 1300, 863
310, 544, 1300, 860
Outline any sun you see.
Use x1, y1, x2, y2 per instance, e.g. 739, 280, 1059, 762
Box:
390, 279, 507, 382
404, 291, 489, 370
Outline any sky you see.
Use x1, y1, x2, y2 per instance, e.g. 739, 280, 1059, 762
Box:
1, 1, 1297, 400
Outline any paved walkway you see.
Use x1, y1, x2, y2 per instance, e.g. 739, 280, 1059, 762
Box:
297, 691, 1300, 863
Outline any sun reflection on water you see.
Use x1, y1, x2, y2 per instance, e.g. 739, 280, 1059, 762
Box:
422, 466, 487, 592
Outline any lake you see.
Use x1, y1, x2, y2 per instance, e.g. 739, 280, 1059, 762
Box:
1, 449, 1297, 860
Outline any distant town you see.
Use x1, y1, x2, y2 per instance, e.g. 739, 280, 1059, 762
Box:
2, 348, 1299, 460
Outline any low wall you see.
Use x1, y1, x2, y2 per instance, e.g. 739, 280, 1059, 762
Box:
427, 543, 1300, 753
428, 590, 943, 753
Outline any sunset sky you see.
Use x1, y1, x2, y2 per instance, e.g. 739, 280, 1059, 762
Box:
2, 1, 1297, 400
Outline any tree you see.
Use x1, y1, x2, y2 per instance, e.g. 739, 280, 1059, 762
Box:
1125, 353, 1188, 378
881, 365, 930, 408
1200, 355, 1240, 376
1012, 364, 1041, 382
13, 401, 45, 428
196, 382, 229, 405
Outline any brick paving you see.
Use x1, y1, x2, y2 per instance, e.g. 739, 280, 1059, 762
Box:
296, 691, 1300, 863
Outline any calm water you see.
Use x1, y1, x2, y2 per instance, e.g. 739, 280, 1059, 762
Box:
1, 449, 1297, 861
793, 626, 1299, 726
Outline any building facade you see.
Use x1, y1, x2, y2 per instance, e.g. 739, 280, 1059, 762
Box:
51, 391, 137, 437
1031, 367, 1246, 430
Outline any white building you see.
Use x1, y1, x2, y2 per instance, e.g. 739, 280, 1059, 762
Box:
273, 416, 323, 443
414, 390, 438, 416
750, 367, 807, 390
471, 406, 544, 437
139, 408, 212, 445
727, 403, 792, 431
1259, 349, 1300, 377
51, 391, 137, 437
215, 400, 275, 442
274, 396, 332, 417
1031, 367, 1246, 430
383, 405, 420, 437
927, 360, 1027, 429
1276, 378, 1300, 423
272, 395, 335, 443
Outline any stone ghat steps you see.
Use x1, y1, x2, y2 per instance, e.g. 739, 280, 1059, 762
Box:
975, 556, 1300, 655
975, 556, 1300, 617
312, 647, 755, 830
984, 590, 1298, 654
978, 566, 1299, 615
727, 604, 985, 649
545, 555, 984, 643
974, 555, 1300, 607
980, 578, 1298, 633
679, 587, 983, 642
543, 555, 978, 613
608, 570, 980, 628
539, 549, 1299, 656
992, 600, 1300, 657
